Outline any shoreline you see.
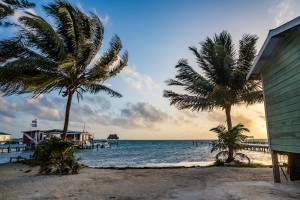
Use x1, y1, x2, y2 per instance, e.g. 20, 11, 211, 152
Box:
1, 163, 299, 200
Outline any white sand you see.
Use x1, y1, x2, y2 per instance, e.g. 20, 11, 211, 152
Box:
0, 163, 300, 200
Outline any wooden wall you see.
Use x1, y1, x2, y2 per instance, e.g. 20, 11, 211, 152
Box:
261, 27, 300, 154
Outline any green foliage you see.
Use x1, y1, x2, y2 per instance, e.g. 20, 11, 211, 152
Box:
210, 123, 250, 163
213, 159, 225, 166
229, 162, 269, 168
164, 31, 263, 130
34, 137, 80, 175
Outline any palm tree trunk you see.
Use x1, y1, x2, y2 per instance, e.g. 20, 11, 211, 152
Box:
225, 105, 232, 130
62, 92, 74, 139
227, 148, 234, 163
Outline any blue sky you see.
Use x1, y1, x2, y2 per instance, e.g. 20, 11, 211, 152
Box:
0, 0, 299, 139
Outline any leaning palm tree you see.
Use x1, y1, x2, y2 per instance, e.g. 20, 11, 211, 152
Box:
0, 0, 128, 139
163, 31, 262, 130
210, 123, 249, 163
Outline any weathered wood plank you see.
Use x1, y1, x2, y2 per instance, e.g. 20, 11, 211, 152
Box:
270, 137, 299, 144
268, 109, 300, 122
268, 117, 300, 127
267, 95, 300, 112
266, 87, 300, 106
264, 79, 300, 101
267, 101, 300, 117
269, 124, 300, 133
271, 144, 300, 154
264, 71, 300, 96
264, 59, 300, 91
269, 131, 300, 139
263, 30, 300, 79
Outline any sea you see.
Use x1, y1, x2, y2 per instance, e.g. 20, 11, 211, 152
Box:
0, 140, 272, 167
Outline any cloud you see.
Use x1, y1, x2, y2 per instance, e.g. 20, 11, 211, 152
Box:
268, 0, 296, 26
0, 97, 17, 123
121, 67, 160, 93
83, 96, 111, 111
112, 102, 172, 129
20, 97, 63, 121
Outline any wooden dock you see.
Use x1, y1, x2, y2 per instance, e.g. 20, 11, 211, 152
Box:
243, 143, 270, 152
0, 146, 27, 153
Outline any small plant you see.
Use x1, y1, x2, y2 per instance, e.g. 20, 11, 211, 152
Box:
213, 159, 225, 166
34, 137, 80, 175
210, 123, 250, 164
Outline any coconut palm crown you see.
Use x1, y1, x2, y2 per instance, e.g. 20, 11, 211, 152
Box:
163, 31, 263, 130
0, 0, 128, 138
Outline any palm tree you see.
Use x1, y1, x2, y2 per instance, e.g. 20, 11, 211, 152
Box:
0, 0, 35, 26
0, 0, 128, 139
163, 31, 263, 130
210, 123, 249, 163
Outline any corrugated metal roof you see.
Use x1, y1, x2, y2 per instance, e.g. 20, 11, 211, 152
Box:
247, 16, 300, 80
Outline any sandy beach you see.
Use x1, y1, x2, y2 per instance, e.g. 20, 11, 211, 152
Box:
0, 163, 299, 200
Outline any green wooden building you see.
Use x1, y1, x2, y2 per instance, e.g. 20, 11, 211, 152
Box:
247, 17, 300, 182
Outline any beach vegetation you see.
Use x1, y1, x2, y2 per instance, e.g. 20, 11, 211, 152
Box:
34, 137, 80, 175
210, 123, 250, 163
163, 31, 263, 130
0, 0, 35, 26
0, 0, 128, 139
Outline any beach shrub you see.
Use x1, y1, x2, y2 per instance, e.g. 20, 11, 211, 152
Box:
34, 137, 80, 175
213, 159, 225, 166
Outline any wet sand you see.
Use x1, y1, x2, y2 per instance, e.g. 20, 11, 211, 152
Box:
0, 163, 300, 200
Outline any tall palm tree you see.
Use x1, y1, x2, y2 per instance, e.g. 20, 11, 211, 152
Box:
0, 0, 128, 139
0, 0, 35, 26
210, 123, 249, 163
163, 31, 262, 130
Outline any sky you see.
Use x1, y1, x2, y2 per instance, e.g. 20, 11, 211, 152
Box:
0, 0, 299, 139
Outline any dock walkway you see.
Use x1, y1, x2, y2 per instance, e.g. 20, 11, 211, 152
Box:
243, 143, 269, 152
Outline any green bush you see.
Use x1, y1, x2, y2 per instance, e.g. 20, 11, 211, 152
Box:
34, 137, 80, 175
213, 159, 225, 166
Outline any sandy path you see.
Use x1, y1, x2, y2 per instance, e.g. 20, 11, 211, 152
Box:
0, 163, 300, 200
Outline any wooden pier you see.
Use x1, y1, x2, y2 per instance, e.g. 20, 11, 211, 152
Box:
243, 143, 270, 152
0, 146, 27, 153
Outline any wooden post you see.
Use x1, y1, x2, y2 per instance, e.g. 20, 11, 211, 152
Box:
272, 151, 281, 183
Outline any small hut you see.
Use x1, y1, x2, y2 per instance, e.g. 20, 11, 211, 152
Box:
247, 16, 300, 182
0, 132, 11, 143
107, 134, 119, 140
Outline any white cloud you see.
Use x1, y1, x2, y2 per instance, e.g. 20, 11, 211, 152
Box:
268, 0, 296, 26
121, 67, 160, 93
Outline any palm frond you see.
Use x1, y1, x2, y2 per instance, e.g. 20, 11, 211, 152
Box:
43, 0, 78, 54
19, 12, 66, 61
89, 35, 123, 80
2, 0, 35, 9
80, 13, 104, 67
109, 50, 128, 78
82, 83, 122, 98
163, 90, 213, 111
215, 151, 228, 160
238, 34, 258, 72
234, 153, 250, 164
0, 3, 14, 20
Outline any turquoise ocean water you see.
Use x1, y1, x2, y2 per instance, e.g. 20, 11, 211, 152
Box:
0, 140, 272, 167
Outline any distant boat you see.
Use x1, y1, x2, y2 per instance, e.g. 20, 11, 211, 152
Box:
97, 141, 110, 148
